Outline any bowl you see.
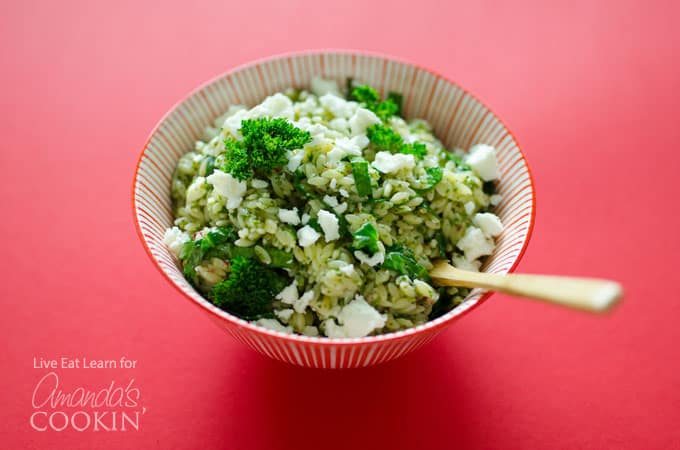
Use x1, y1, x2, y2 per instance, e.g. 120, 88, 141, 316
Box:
132, 50, 535, 368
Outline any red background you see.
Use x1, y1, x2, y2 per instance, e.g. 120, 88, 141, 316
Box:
2, 0, 679, 448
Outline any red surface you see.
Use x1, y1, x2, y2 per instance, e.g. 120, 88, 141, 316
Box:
1, 0, 678, 448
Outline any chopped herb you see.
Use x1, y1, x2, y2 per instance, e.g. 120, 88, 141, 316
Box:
382, 245, 430, 280
435, 231, 447, 257
350, 158, 373, 197
200, 156, 216, 177
306, 217, 323, 233
268, 248, 295, 269
352, 223, 380, 255
422, 167, 443, 191
223, 117, 312, 180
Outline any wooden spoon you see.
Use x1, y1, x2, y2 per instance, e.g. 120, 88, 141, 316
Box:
430, 260, 623, 312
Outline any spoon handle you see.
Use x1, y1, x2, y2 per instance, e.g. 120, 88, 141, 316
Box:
430, 261, 623, 312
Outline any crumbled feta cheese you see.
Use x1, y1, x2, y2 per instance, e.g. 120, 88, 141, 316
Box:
310, 77, 340, 97
323, 319, 346, 338
335, 202, 348, 214
206, 170, 247, 209
465, 144, 499, 181
297, 225, 320, 247
452, 254, 481, 272
275, 281, 299, 305
456, 226, 496, 261
327, 137, 362, 163
247, 93, 294, 120
278, 207, 301, 225
254, 318, 293, 334
490, 194, 502, 206
163, 227, 190, 257
352, 135, 370, 149
473, 213, 504, 237
320, 93, 357, 118
286, 150, 304, 172
354, 242, 385, 267
301, 213, 310, 224
349, 107, 381, 136
317, 209, 340, 242
222, 109, 246, 137
338, 188, 349, 198
464, 201, 475, 216
323, 195, 339, 207
294, 290, 314, 313
372, 151, 415, 174
328, 118, 349, 132
323, 295, 387, 338
276, 309, 295, 322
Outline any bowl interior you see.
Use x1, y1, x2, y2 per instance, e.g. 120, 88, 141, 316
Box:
133, 51, 535, 343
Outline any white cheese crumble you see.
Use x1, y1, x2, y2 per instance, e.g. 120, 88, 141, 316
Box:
465, 144, 499, 181
322, 295, 386, 338
275, 281, 299, 305
294, 290, 314, 313
349, 107, 381, 136
452, 254, 481, 272
323, 195, 339, 207
278, 207, 301, 225
320, 93, 357, 119
354, 242, 386, 267
276, 309, 295, 322
254, 318, 293, 334
372, 151, 415, 174
317, 209, 340, 242
163, 227, 190, 257
310, 76, 340, 97
297, 225, 320, 247
247, 93, 294, 121
456, 226, 496, 261
473, 212, 504, 237
286, 150, 304, 172
490, 194, 502, 206
206, 169, 247, 210
327, 137, 362, 163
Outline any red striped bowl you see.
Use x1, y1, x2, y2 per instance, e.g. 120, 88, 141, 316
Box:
132, 51, 535, 368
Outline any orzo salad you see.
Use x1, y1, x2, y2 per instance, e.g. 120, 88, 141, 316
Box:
163, 77, 503, 338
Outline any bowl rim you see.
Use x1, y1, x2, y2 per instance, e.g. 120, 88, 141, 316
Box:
132, 49, 536, 345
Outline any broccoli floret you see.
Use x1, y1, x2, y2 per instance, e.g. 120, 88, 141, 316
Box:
223, 117, 312, 180
211, 257, 290, 319
366, 124, 403, 152
366, 124, 428, 159
350, 84, 401, 121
